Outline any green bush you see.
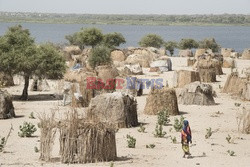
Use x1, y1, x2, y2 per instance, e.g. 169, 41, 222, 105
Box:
154, 124, 166, 138
34, 146, 39, 153
173, 116, 185, 132
29, 112, 35, 119
226, 134, 232, 143
227, 150, 235, 156
157, 108, 170, 126
138, 34, 164, 48
146, 144, 155, 149
138, 124, 146, 133
126, 135, 136, 148
88, 45, 112, 68
170, 136, 177, 144
18, 122, 37, 137
0, 137, 5, 152
205, 127, 213, 139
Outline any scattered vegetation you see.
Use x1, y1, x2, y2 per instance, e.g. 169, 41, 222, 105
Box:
88, 45, 112, 68
169, 127, 173, 132
227, 150, 236, 156
164, 41, 178, 56
234, 103, 241, 107
157, 109, 170, 126
226, 134, 233, 144
173, 116, 185, 132
0, 137, 5, 152
138, 34, 164, 48
138, 124, 146, 133
154, 124, 167, 138
103, 32, 126, 49
198, 38, 220, 52
18, 122, 37, 137
29, 112, 36, 119
126, 135, 136, 148
178, 38, 199, 50
205, 127, 213, 139
34, 146, 39, 153
170, 136, 177, 144
146, 144, 156, 149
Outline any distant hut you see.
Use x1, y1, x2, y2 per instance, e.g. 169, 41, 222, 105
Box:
178, 49, 193, 57
0, 72, 14, 87
173, 70, 200, 88
0, 90, 15, 119
178, 81, 215, 105
221, 48, 234, 58
223, 72, 246, 95
242, 49, 250, 60
144, 87, 179, 115
197, 59, 217, 82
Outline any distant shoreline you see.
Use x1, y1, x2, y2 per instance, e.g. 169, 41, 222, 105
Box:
1, 12, 250, 26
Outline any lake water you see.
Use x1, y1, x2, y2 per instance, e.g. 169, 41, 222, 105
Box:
0, 22, 250, 53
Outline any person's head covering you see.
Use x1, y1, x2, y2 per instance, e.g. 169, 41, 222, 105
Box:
183, 120, 189, 131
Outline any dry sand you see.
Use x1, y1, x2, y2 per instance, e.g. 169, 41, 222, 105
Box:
0, 57, 250, 167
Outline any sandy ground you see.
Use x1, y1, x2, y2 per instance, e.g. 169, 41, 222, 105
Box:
0, 57, 250, 167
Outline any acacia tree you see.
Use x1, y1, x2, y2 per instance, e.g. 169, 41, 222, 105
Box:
103, 32, 126, 49
65, 27, 103, 48
199, 38, 220, 52
178, 38, 199, 50
88, 45, 112, 68
164, 41, 178, 56
138, 34, 164, 48
0, 25, 66, 100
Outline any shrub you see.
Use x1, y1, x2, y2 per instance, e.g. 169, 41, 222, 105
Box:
146, 144, 155, 149
173, 116, 185, 132
157, 108, 170, 126
29, 112, 35, 119
18, 122, 37, 137
226, 134, 232, 143
198, 38, 220, 52
205, 127, 213, 139
170, 136, 177, 144
227, 150, 235, 156
0, 137, 5, 152
138, 34, 164, 48
103, 32, 126, 48
178, 38, 198, 50
88, 45, 112, 68
164, 41, 178, 56
126, 135, 136, 148
138, 124, 146, 133
154, 124, 167, 138
34, 146, 39, 153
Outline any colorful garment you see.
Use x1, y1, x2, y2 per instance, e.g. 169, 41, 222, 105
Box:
181, 120, 192, 155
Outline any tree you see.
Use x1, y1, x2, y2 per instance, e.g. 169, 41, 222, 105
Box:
199, 38, 220, 52
88, 45, 112, 68
103, 32, 126, 49
0, 25, 66, 100
66, 27, 103, 48
138, 34, 164, 48
178, 38, 199, 50
164, 41, 178, 56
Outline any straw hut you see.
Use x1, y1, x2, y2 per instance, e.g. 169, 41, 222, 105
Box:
173, 70, 200, 88
0, 90, 15, 119
221, 48, 234, 58
31, 79, 50, 91
86, 92, 138, 128
242, 49, 250, 60
223, 72, 246, 95
178, 81, 215, 105
187, 58, 196, 67
111, 50, 126, 62
178, 50, 193, 57
197, 59, 216, 82
242, 81, 250, 101
63, 46, 82, 60
125, 54, 150, 68
144, 87, 179, 115
149, 59, 172, 72
223, 57, 235, 68
0, 72, 14, 87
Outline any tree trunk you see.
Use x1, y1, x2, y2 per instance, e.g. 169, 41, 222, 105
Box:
20, 74, 30, 100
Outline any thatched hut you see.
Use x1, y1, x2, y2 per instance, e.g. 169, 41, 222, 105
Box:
173, 70, 200, 88
242, 82, 250, 101
0, 90, 15, 119
178, 82, 215, 105
144, 87, 179, 115
242, 49, 250, 60
63, 46, 82, 60
178, 49, 193, 57
223, 57, 235, 68
223, 72, 246, 95
197, 59, 216, 82
221, 48, 234, 58
187, 58, 196, 67
0, 72, 14, 87
86, 92, 138, 128
149, 59, 172, 72
31, 79, 50, 92
111, 50, 126, 62
125, 54, 150, 68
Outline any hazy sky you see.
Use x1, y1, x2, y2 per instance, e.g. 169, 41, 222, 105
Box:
0, 0, 249, 14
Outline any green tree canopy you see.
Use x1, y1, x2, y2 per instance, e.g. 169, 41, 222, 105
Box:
199, 38, 220, 52
0, 25, 66, 100
88, 45, 112, 68
103, 32, 126, 49
138, 34, 164, 48
65, 27, 103, 48
164, 41, 178, 56
178, 38, 199, 50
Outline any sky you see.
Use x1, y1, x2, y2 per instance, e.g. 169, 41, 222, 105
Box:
0, 0, 249, 15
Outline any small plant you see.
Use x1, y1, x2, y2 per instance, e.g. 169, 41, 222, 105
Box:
226, 134, 232, 143
154, 124, 167, 138
29, 112, 36, 119
110, 162, 114, 167
234, 103, 241, 107
0, 137, 5, 152
227, 150, 235, 156
157, 109, 170, 126
146, 144, 155, 149
173, 116, 185, 132
169, 127, 173, 132
205, 127, 213, 139
18, 122, 37, 137
170, 136, 177, 144
138, 124, 146, 133
34, 146, 39, 153
126, 135, 136, 148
